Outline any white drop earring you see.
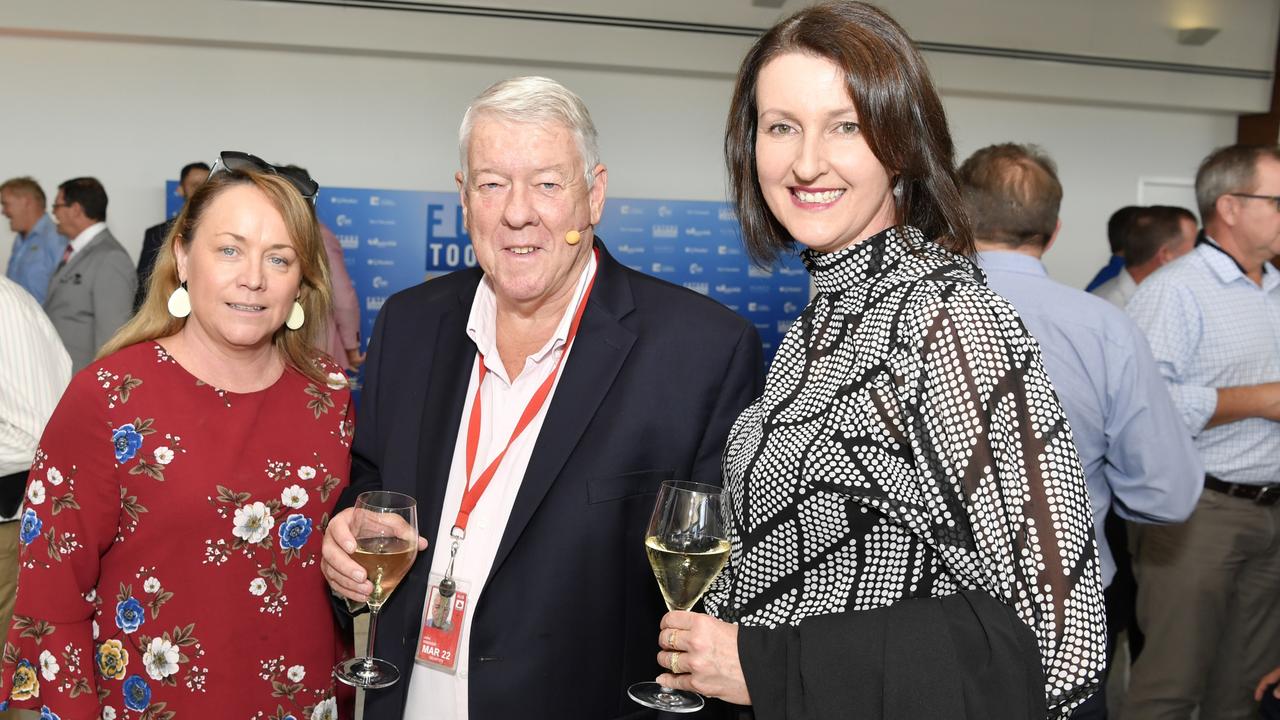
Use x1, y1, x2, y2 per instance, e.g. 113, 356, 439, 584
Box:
286, 300, 305, 330
167, 282, 191, 318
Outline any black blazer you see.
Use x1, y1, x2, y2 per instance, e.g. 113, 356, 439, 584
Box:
343, 241, 764, 719
135, 218, 174, 312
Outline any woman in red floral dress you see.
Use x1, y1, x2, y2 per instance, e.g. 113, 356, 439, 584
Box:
1, 158, 353, 720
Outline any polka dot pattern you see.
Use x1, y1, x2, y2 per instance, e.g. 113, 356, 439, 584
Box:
703, 226, 1105, 718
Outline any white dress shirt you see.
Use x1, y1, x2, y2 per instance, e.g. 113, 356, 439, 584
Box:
0, 276, 72, 517
64, 221, 107, 263
404, 253, 597, 720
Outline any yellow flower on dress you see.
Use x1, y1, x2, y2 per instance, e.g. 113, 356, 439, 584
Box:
10, 659, 39, 701
98, 639, 129, 680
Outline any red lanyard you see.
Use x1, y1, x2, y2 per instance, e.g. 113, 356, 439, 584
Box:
453, 254, 598, 537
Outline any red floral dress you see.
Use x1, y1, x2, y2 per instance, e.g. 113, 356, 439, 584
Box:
0, 342, 353, 720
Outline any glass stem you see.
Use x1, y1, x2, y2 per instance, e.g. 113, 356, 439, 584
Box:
363, 606, 381, 671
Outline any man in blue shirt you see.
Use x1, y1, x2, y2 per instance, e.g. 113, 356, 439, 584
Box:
1123, 145, 1280, 720
960, 143, 1203, 720
1084, 205, 1142, 292
1, 177, 65, 303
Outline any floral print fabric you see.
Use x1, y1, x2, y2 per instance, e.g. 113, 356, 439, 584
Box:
0, 342, 353, 719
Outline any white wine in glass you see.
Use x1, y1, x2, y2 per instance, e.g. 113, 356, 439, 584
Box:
628, 480, 729, 713
334, 490, 418, 689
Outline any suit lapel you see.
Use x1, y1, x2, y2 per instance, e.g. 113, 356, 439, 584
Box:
414, 279, 480, 551
487, 243, 637, 581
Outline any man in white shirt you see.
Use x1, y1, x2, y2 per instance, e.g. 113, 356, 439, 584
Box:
322, 77, 763, 720
1092, 205, 1197, 309
0, 274, 71, 720
44, 177, 136, 371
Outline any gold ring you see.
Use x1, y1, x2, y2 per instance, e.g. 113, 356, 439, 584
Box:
670, 651, 682, 674
667, 629, 679, 649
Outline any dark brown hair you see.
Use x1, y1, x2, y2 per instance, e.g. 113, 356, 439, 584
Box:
958, 143, 1062, 248
726, 0, 973, 266
1124, 205, 1194, 268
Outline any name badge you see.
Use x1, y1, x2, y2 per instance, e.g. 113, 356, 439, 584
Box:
416, 572, 470, 674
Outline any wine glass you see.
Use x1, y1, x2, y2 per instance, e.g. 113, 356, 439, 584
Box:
334, 490, 418, 689
628, 480, 730, 713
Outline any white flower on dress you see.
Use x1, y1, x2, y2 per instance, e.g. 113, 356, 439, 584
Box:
287, 664, 305, 682
153, 447, 174, 465
326, 372, 347, 390
281, 485, 309, 509
249, 578, 268, 596
297, 466, 316, 481
143, 577, 161, 594
143, 636, 180, 680
232, 502, 274, 544
46, 467, 63, 486
311, 696, 337, 720
102, 707, 117, 720
26, 480, 45, 506
39, 649, 59, 681
93, 619, 100, 639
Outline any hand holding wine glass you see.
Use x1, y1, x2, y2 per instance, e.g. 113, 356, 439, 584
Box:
628, 480, 730, 713
333, 490, 418, 689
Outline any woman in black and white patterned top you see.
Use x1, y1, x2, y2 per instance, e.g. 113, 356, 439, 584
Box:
649, 3, 1106, 719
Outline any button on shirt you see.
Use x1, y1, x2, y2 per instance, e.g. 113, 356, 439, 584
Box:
1127, 241, 1280, 485
4, 215, 65, 304
979, 251, 1202, 586
403, 252, 597, 720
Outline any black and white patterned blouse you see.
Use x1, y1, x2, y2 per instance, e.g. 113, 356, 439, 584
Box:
704, 225, 1105, 717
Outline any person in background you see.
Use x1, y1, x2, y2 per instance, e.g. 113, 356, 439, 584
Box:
0, 274, 72, 720
962, 142, 1203, 720
1124, 144, 1280, 719
1085, 205, 1142, 292
44, 177, 136, 371
2, 177, 64, 303
135, 161, 211, 312
0, 158, 352, 718
652, 4, 1106, 718
1092, 205, 1197, 309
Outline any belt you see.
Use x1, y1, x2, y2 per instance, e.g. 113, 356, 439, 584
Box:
1205, 474, 1280, 506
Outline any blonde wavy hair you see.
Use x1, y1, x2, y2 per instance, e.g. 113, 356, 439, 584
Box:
100, 170, 333, 384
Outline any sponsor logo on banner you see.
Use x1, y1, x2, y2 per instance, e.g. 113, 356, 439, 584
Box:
652, 225, 678, 238
336, 214, 353, 227
714, 284, 742, 295
329, 196, 358, 205
658, 206, 672, 218
615, 244, 645, 255
337, 234, 359, 250
685, 228, 711, 237
748, 284, 772, 294
620, 204, 643, 216
366, 296, 387, 311
718, 207, 736, 222
651, 262, 675, 273
755, 321, 771, 332
777, 320, 794, 333
689, 263, 703, 275
369, 195, 398, 207
684, 246, 709, 254
748, 267, 773, 278
367, 238, 398, 248
778, 285, 807, 294
367, 258, 394, 267
778, 266, 805, 276
625, 264, 644, 272
370, 218, 397, 226
652, 244, 677, 255
716, 266, 743, 274
685, 207, 710, 216
747, 302, 771, 312
723, 303, 741, 311
717, 245, 742, 255
783, 302, 799, 314
684, 282, 710, 295
372, 276, 389, 289
617, 225, 645, 234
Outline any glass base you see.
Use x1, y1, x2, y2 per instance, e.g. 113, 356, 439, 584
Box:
334, 656, 400, 689
628, 681, 704, 713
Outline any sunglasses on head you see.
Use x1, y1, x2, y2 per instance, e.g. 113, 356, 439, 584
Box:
208, 151, 319, 206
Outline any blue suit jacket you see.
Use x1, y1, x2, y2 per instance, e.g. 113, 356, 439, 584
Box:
344, 240, 763, 719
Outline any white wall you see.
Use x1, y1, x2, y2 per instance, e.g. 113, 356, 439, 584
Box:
0, 0, 1259, 288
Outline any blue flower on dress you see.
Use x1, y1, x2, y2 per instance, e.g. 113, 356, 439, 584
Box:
123, 674, 151, 711
278, 514, 313, 550
112, 424, 144, 463
19, 509, 41, 545
115, 597, 145, 634
283, 716, 297, 720
39, 706, 60, 720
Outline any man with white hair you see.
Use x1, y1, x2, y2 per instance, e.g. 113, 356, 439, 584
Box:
322, 76, 763, 720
